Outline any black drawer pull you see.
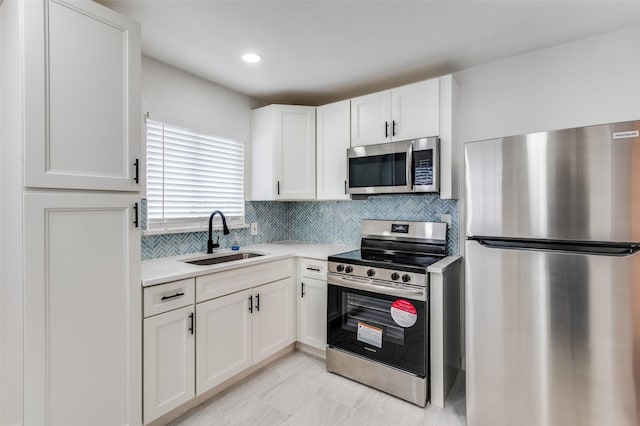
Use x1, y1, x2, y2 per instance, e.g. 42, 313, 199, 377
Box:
134, 158, 140, 184
133, 202, 139, 228
306, 267, 321, 272
161, 292, 184, 301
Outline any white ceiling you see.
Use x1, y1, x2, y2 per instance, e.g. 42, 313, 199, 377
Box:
98, 1, 640, 105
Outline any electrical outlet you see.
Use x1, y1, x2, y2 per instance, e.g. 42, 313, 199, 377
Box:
440, 213, 452, 227
251, 222, 258, 236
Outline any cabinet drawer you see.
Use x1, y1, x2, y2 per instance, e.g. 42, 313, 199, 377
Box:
299, 258, 327, 280
144, 278, 195, 317
196, 258, 293, 303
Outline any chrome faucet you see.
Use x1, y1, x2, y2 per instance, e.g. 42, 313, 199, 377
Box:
207, 210, 230, 253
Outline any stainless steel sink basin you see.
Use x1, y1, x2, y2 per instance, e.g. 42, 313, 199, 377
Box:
183, 252, 263, 266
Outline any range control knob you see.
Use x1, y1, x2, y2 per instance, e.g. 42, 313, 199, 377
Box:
336, 264, 344, 272
391, 272, 400, 281
402, 274, 411, 283
367, 269, 375, 277
345, 265, 354, 273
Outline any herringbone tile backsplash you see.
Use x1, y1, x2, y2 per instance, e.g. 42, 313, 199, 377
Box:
141, 195, 458, 260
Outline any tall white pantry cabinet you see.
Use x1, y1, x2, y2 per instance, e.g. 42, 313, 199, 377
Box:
1, 1, 142, 425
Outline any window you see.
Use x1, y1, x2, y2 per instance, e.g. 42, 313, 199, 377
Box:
146, 119, 244, 232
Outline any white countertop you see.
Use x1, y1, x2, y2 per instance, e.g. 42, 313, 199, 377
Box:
141, 241, 356, 287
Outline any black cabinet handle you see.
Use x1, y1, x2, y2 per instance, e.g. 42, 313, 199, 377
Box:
344, 180, 347, 195
385, 121, 389, 138
161, 292, 184, 301
392, 120, 397, 137
188, 312, 194, 335
134, 158, 139, 184
306, 267, 320, 272
248, 295, 253, 313
133, 202, 139, 228
277, 181, 280, 195
256, 293, 260, 311
301, 282, 305, 298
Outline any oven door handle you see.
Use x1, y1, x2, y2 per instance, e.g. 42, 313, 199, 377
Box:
328, 274, 427, 301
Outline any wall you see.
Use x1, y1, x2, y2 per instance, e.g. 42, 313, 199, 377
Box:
142, 56, 264, 142
141, 24, 640, 262
455, 24, 640, 143
142, 201, 290, 259
142, 196, 459, 259
140, 56, 459, 260
288, 196, 458, 251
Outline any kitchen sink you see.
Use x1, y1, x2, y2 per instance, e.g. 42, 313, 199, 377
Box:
183, 252, 263, 266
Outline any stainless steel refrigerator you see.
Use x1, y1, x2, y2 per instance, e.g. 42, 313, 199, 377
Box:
465, 121, 640, 426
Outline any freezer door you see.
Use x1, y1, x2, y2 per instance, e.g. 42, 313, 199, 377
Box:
465, 240, 640, 426
465, 120, 640, 243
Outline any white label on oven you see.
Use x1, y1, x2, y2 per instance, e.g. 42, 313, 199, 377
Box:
357, 322, 383, 348
613, 130, 639, 139
390, 299, 418, 327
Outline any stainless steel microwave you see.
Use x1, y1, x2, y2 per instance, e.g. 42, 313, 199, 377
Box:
347, 137, 439, 195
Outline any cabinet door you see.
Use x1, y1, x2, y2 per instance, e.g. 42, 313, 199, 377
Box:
143, 306, 195, 424
276, 106, 316, 200
249, 106, 276, 201
23, 192, 141, 426
298, 277, 328, 351
316, 100, 350, 200
351, 90, 391, 146
253, 278, 296, 364
391, 79, 440, 141
23, 0, 141, 191
196, 289, 253, 395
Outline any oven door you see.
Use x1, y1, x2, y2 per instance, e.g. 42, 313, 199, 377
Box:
327, 274, 428, 377
347, 141, 413, 194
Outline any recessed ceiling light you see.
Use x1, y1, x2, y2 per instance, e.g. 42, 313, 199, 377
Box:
242, 53, 262, 63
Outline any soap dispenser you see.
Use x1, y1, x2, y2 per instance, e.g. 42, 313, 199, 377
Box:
231, 232, 240, 251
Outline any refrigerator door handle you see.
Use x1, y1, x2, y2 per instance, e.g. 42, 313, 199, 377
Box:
473, 238, 640, 256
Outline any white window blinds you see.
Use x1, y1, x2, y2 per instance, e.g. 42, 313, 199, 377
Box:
146, 119, 245, 230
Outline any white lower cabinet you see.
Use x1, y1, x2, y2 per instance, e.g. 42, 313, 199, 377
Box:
297, 277, 327, 351
252, 278, 296, 363
143, 305, 195, 423
143, 259, 295, 424
196, 289, 253, 395
296, 258, 328, 352
196, 277, 295, 395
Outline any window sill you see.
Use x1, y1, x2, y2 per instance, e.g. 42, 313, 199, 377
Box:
142, 223, 249, 236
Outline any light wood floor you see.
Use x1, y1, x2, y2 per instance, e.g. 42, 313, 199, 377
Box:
168, 351, 466, 426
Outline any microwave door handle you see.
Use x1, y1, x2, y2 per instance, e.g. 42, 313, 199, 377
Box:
406, 143, 413, 192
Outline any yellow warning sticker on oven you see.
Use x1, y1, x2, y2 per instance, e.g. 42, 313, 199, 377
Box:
357, 322, 383, 348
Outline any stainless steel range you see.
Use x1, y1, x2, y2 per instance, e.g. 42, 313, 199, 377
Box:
326, 219, 447, 407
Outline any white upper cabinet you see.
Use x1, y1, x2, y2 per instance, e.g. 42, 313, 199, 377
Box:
438, 75, 459, 200
249, 105, 316, 201
350, 90, 391, 146
23, 0, 141, 191
391, 79, 440, 142
316, 99, 351, 200
351, 78, 439, 146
